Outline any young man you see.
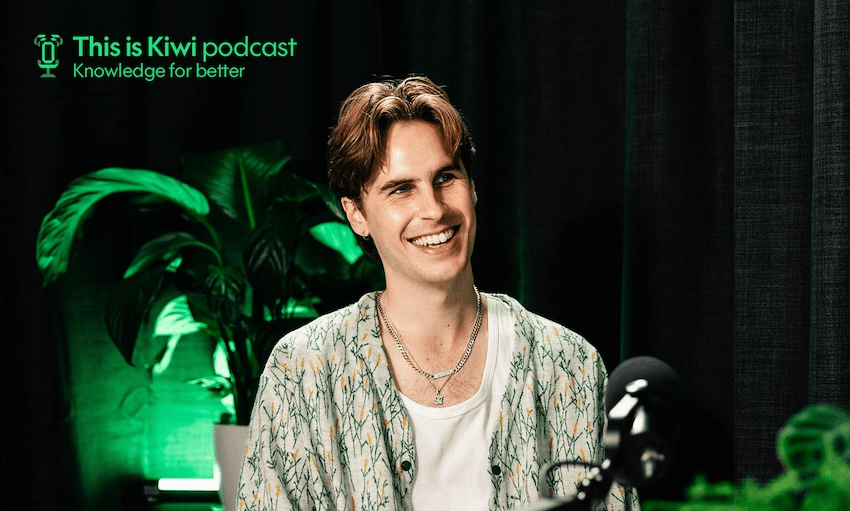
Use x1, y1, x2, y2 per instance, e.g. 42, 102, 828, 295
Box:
236, 76, 640, 511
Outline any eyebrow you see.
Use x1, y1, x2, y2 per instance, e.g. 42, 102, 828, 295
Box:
377, 164, 461, 193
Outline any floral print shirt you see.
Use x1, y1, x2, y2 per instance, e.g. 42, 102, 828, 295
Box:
237, 292, 640, 511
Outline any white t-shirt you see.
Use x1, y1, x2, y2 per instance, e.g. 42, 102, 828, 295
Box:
399, 295, 514, 511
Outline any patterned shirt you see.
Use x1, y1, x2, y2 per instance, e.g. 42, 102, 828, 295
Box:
237, 292, 641, 511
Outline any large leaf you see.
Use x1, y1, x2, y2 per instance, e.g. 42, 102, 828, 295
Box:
185, 292, 222, 339
105, 263, 170, 366
295, 230, 352, 281
205, 265, 248, 324
150, 295, 207, 375
180, 141, 291, 226
269, 169, 345, 221
309, 222, 363, 264
243, 204, 292, 314
124, 231, 221, 279
37, 168, 209, 286
153, 295, 207, 337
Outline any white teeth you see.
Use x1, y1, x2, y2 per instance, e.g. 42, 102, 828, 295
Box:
411, 228, 455, 247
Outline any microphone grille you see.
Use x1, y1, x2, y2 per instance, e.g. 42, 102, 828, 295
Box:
605, 356, 686, 424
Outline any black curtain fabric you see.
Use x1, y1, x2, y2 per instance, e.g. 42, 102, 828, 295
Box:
620, 1, 737, 498
733, 0, 850, 485
6, 1, 849, 510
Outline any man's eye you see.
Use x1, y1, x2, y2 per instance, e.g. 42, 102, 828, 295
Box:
392, 185, 412, 194
436, 173, 456, 184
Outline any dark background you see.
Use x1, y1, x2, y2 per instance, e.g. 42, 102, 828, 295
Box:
5, 1, 849, 510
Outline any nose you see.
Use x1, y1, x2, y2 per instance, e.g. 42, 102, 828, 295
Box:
416, 184, 446, 220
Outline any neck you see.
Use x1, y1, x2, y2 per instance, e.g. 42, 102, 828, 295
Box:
378, 273, 479, 349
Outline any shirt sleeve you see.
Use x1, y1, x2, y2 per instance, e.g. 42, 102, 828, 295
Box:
596, 348, 641, 511
237, 340, 311, 511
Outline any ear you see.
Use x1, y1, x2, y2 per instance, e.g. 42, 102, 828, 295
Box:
470, 179, 478, 205
341, 197, 368, 237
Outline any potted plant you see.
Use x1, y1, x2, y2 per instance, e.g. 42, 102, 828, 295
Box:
641, 405, 850, 511
35, 140, 384, 509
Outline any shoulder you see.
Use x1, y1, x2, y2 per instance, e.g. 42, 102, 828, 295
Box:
486, 292, 605, 374
486, 292, 591, 347
271, 292, 378, 360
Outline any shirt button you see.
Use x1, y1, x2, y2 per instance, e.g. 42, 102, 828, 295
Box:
401, 460, 412, 471
491, 465, 502, 475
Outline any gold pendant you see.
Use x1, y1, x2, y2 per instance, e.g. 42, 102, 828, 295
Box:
434, 392, 443, 405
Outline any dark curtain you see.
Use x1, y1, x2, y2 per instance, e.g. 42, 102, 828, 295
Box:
6, 1, 849, 510
619, 1, 737, 498
732, 0, 850, 484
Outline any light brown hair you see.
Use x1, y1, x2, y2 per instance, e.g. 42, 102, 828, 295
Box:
327, 75, 475, 259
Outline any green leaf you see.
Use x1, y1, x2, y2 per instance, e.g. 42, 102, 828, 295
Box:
154, 294, 206, 334
212, 340, 230, 378
36, 168, 209, 286
186, 293, 222, 339
243, 205, 291, 313
150, 335, 180, 376
309, 222, 363, 264
105, 263, 169, 366
295, 231, 351, 280
205, 265, 247, 324
269, 170, 345, 220
186, 375, 232, 398
282, 297, 319, 319
151, 295, 209, 373
124, 232, 221, 279
314, 183, 346, 221
152, 296, 205, 367
180, 141, 291, 225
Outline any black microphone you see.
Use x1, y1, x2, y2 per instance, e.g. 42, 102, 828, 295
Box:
602, 356, 687, 487
517, 356, 687, 511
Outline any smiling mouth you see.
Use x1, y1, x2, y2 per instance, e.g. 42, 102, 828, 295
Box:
409, 227, 458, 247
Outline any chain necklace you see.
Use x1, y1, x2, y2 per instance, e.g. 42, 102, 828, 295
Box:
375, 286, 483, 405
422, 369, 454, 405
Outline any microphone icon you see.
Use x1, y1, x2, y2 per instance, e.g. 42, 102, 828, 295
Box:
34, 34, 63, 78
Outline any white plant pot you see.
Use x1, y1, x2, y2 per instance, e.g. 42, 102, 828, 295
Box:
214, 423, 249, 511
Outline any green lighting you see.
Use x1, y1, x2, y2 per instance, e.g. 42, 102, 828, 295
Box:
151, 295, 207, 375
309, 222, 363, 264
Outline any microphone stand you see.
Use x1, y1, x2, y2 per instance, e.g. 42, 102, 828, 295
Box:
521, 377, 657, 511
518, 460, 615, 511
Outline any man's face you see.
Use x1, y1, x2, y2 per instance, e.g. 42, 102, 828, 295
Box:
342, 120, 477, 289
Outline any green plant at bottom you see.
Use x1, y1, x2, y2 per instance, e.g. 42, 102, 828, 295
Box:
643, 405, 850, 511
36, 141, 384, 425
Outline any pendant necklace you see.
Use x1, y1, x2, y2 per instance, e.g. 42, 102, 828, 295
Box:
375, 286, 483, 405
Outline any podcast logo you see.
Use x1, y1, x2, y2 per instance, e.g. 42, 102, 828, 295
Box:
32, 32, 298, 81
35, 34, 63, 78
